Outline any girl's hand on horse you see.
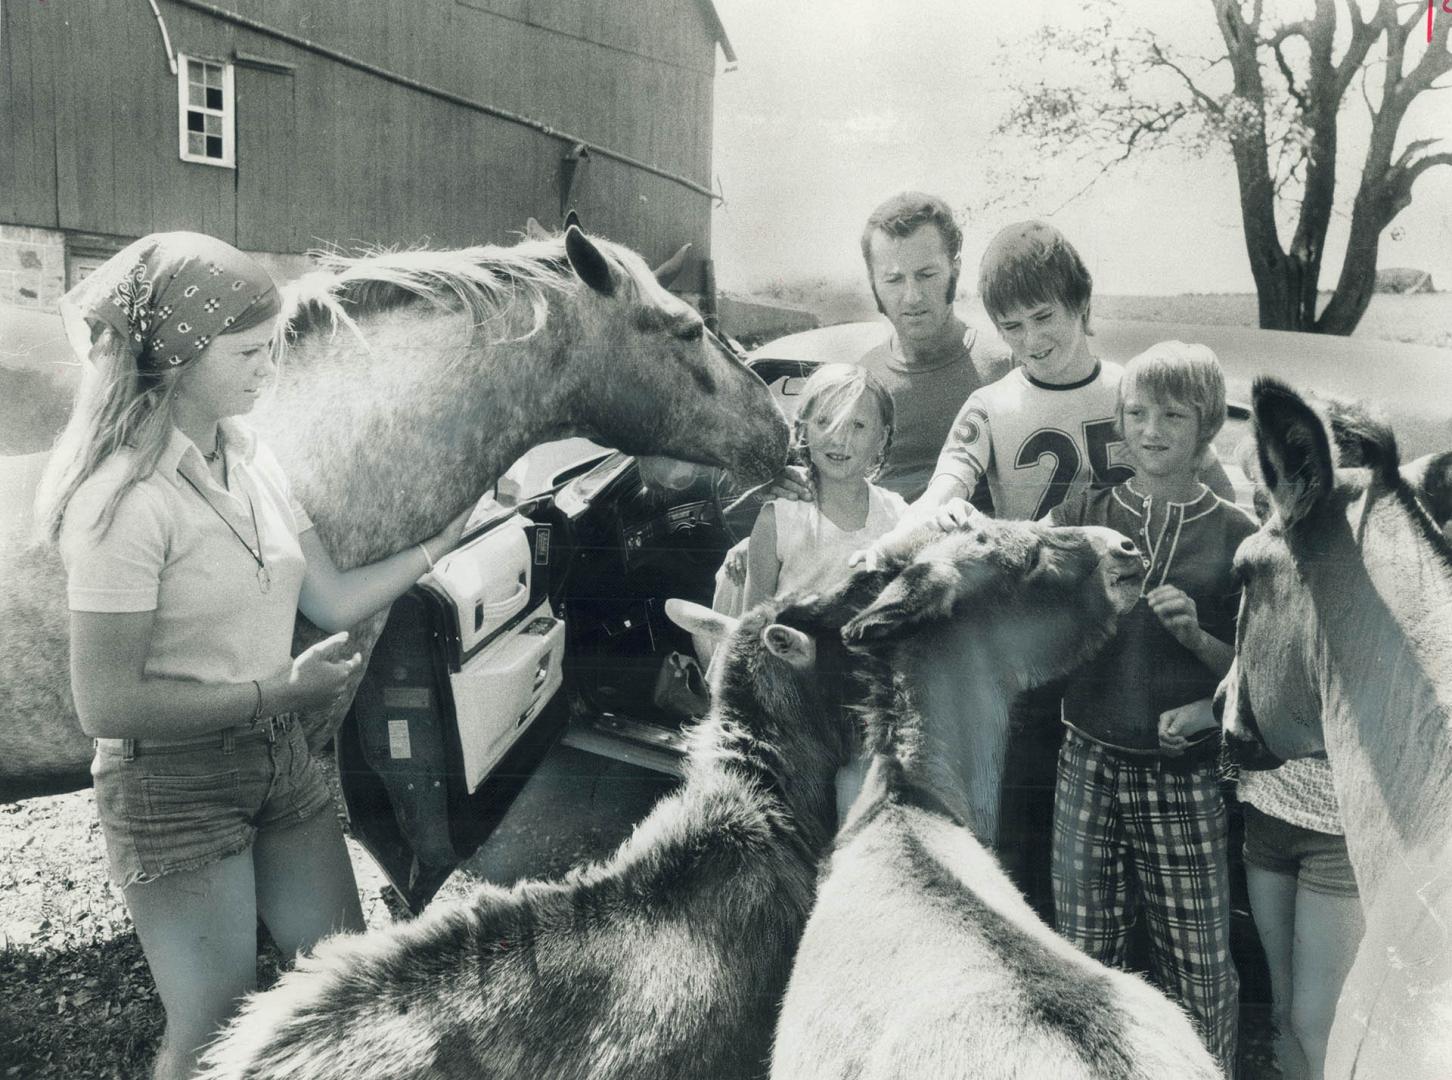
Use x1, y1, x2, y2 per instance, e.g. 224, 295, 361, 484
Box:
1157, 698, 1217, 756
1146, 585, 1202, 649
267, 631, 362, 712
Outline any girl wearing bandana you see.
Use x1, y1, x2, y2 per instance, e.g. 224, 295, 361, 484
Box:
39, 233, 469, 1080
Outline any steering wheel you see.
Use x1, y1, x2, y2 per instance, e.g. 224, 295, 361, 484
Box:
710, 466, 770, 547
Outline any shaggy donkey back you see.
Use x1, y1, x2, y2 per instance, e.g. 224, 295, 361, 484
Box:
772, 518, 1222, 1080
199, 592, 860, 1080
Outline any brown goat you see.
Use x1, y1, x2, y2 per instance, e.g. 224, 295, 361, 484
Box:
772, 514, 1223, 1079
196, 582, 884, 1080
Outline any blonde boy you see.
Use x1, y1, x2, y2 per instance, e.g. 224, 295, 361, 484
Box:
1048, 341, 1255, 1075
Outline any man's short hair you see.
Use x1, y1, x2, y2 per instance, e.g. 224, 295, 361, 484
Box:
1118, 340, 1228, 450
978, 220, 1093, 324
860, 192, 963, 307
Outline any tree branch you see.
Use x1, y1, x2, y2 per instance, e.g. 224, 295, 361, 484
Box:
1146, 41, 1226, 114
1382, 148, 1452, 218
1333, 0, 1395, 99
1399, 8, 1452, 96
1271, 37, 1310, 113
1403, 150, 1452, 184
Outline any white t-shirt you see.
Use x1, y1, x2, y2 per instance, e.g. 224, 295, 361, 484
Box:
933, 361, 1134, 521
1238, 755, 1344, 835
59, 420, 310, 686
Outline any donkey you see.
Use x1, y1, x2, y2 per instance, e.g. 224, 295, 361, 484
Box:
195, 578, 889, 1080
1218, 378, 1452, 1080
0, 224, 790, 801
772, 512, 1223, 1080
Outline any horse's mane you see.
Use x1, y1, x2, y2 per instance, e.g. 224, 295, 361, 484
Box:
279, 238, 587, 343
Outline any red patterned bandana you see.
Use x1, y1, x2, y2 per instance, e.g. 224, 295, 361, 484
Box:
59, 231, 280, 370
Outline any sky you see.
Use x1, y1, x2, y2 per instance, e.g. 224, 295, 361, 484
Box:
707, 0, 1452, 297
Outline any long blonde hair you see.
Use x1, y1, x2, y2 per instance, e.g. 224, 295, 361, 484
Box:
37, 325, 188, 542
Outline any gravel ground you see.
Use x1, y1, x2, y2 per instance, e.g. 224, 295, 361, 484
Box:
0, 771, 1280, 1079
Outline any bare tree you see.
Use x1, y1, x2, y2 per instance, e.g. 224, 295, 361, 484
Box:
998, 1, 1451, 334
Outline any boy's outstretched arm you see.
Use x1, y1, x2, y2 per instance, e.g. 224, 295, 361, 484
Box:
851, 473, 974, 570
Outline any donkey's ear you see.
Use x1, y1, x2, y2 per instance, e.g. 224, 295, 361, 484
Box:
1252, 377, 1333, 528
565, 225, 616, 297
564, 210, 584, 231
762, 624, 815, 669
1406, 450, 1452, 531
524, 217, 551, 241
843, 557, 964, 646
665, 598, 736, 641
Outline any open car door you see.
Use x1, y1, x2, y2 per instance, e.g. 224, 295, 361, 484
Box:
336, 505, 567, 911
336, 361, 811, 914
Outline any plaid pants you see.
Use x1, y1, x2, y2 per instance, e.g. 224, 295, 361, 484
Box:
1051, 730, 1239, 1076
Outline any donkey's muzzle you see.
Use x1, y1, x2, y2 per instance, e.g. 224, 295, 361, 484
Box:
1214, 676, 1284, 772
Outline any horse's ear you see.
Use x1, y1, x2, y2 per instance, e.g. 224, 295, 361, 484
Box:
565, 225, 616, 297
762, 624, 815, 669
652, 243, 692, 288
524, 217, 551, 241
1253, 377, 1334, 528
564, 210, 583, 231
1406, 450, 1452, 532
664, 598, 736, 641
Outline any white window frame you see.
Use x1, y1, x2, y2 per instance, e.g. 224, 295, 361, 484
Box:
176, 54, 235, 168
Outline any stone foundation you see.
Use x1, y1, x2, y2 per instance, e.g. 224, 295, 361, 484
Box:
0, 224, 66, 310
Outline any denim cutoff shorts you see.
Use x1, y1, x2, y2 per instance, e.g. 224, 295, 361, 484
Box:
90, 719, 333, 890
1241, 802, 1359, 897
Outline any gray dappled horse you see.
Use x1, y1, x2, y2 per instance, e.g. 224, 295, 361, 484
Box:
772, 514, 1222, 1079
0, 225, 789, 802
1219, 378, 1452, 1080
196, 581, 878, 1080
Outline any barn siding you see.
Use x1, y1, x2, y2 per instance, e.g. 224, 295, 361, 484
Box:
1, 0, 720, 266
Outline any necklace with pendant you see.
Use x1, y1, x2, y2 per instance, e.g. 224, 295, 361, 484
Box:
180, 473, 272, 593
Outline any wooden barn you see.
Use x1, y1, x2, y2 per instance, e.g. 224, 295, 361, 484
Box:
0, 0, 734, 309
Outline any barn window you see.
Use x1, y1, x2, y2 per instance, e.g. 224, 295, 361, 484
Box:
176, 55, 235, 168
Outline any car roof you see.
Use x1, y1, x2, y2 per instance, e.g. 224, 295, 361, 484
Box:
751, 316, 1452, 461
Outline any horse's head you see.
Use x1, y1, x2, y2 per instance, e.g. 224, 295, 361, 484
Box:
841, 511, 1143, 692
1222, 377, 1452, 763
557, 227, 789, 484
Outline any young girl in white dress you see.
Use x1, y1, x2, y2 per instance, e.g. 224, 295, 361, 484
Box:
706, 364, 903, 822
